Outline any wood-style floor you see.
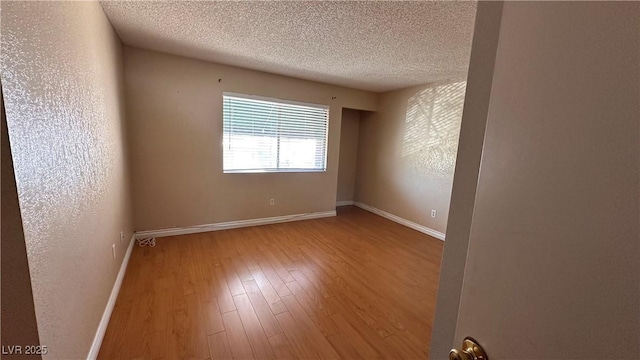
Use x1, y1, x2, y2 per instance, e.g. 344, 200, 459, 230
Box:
98, 206, 444, 359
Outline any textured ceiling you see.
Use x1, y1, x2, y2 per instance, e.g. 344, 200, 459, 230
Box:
101, 1, 477, 92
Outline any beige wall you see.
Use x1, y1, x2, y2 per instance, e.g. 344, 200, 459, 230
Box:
354, 81, 466, 234
1, 2, 133, 359
124, 47, 377, 231
336, 109, 361, 202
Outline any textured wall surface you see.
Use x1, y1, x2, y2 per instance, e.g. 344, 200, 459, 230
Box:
336, 109, 361, 202
100, 1, 477, 92
1, 2, 133, 358
355, 81, 466, 234
124, 48, 376, 231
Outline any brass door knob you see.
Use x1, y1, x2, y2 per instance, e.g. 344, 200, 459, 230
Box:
449, 337, 488, 360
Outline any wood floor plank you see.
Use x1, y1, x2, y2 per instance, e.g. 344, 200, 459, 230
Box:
208, 331, 233, 360
122, 292, 154, 359
274, 311, 318, 359
384, 333, 428, 359
286, 280, 338, 337
243, 279, 283, 337
220, 257, 246, 296
146, 330, 169, 360
290, 268, 326, 298
257, 258, 292, 298
238, 243, 261, 271
201, 299, 225, 335
221, 310, 255, 360
281, 295, 340, 359
329, 312, 381, 359
180, 242, 199, 296
248, 267, 288, 315
259, 236, 296, 283
268, 333, 297, 360
153, 275, 174, 331
231, 250, 254, 282
324, 296, 403, 359
96, 301, 133, 360
167, 294, 210, 360
186, 293, 212, 359
265, 235, 298, 273
233, 293, 277, 359
212, 263, 237, 313
98, 206, 443, 360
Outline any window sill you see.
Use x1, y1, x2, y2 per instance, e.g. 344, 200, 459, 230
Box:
223, 169, 326, 174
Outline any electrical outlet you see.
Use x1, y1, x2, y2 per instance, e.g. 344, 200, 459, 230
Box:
112, 244, 116, 259
269, 198, 275, 206
120, 231, 125, 244
431, 210, 437, 218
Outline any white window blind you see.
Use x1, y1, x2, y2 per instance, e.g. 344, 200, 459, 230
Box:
223, 93, 329, 173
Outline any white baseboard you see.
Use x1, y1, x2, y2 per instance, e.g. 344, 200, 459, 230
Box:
134, 210, 337, 239
87, 233, 136, 360
353, 201, 445, 241
336, 200, 354, 207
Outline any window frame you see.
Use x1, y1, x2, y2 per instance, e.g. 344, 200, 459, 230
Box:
222, 92, 330, 174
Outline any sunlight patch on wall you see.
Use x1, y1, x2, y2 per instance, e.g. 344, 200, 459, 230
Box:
401, 81, 466, 179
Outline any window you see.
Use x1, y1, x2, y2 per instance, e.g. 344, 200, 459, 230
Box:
222, 93, 329, 173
